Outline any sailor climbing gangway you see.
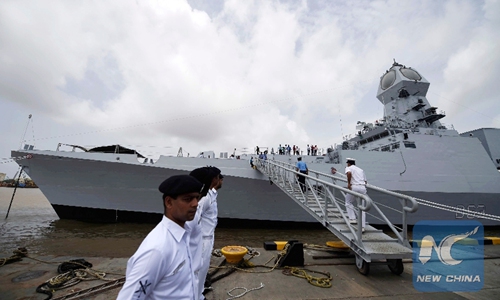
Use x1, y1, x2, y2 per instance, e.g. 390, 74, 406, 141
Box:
254, 158, 419, 275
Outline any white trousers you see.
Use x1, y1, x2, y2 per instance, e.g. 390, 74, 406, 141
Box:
345, 185, 366, 227
197, 236, 214, 299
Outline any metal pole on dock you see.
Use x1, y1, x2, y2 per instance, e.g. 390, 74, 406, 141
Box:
5, 166, 24, 219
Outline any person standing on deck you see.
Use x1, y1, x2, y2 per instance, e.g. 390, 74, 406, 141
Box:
295, 157, 308, 192
117, 175, 203, 300
345, 158, 367, 232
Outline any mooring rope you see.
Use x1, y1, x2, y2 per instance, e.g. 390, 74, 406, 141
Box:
25, 255, 124, 277
208, 243, 332, 294
0, 247, 28, 267
0, 248, 124, 300
35, 259, 120, 300
226, 282, 265, 300
282, 266, 332, 288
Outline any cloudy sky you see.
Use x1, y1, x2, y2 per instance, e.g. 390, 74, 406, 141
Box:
1, 0, 499, 178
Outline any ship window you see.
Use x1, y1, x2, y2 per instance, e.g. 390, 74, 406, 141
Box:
381, 145, 390, 152
403, 141, 416, 148
381, 70, 396, 90
400, 68, 422, 81
392, 142, 400, 150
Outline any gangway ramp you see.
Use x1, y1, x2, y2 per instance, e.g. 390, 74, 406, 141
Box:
255, 159, 419, 275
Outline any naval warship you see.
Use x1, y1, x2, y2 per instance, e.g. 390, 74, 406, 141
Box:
11, 61, 500, 225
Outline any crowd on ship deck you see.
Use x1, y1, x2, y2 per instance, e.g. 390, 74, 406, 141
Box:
255, 144, 321, 156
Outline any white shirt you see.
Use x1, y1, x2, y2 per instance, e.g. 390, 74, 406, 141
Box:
185, 193, 214, 300
345, 165, 367, 185
184, 189, 219, 300
201, 189, 218, 238
117, 216, 196, 300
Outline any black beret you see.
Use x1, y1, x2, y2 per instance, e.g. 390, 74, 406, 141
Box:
189, 167, 212, 186
158, 175, 203, 197
209, 167, 221, 178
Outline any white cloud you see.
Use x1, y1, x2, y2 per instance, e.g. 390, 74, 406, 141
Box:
0, 0, 499, 177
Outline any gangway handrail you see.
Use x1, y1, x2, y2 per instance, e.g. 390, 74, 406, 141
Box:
274, 159, 418, 214
256, 157, 420, 275
267, 162, 373, 212
259, 159, 367, 242
269, 159, 416, 244
329, 171, 419, 213
258, 158, 417, 247
305, 164, 500, 222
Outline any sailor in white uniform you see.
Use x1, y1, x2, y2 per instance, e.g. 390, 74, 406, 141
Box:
117, 175, 204, 300
344, 158, 367, 231
187, 166, 222, 300
199, 170, 223, 297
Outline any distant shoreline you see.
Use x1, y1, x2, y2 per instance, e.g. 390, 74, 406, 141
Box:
0, 181, 38, 189
0, 184, 38, 188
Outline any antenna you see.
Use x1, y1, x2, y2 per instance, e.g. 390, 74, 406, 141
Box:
338, 100, 344, 140
19, 114, 32, 149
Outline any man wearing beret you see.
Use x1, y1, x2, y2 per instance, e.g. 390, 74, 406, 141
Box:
117, 175, 204, 300
187, 166, 222, 300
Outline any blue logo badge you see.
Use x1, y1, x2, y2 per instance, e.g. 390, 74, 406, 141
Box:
413, 220, 484, 292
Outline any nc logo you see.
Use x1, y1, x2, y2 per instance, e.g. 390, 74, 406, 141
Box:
418, 226, 479, 265
413, 221, 484, 292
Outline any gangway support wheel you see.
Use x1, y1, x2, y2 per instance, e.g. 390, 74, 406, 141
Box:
355, 255, 370, 275
387, 259, 404, 275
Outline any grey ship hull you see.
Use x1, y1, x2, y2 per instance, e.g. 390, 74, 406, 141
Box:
11, 150, 319, 225
11, 132, 500, 226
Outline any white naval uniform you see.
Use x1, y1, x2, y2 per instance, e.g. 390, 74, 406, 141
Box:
186, 190, 217, 300
197, 188, 218, 299
117, 216, 197, 300
345, 165, 367, 228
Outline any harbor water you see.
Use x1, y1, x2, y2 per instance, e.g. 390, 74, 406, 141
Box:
0, 187, 336, 258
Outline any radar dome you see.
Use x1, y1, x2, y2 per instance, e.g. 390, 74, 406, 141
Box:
380, 70, 396, 90
400, 68, 421, 81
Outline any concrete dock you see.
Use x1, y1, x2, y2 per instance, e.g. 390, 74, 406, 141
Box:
1, 243, 499, 300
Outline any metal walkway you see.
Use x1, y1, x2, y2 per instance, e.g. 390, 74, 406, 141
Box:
255, 159, 419, 275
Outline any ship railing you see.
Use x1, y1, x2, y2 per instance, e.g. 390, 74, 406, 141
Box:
324, 165, 417, 247
259, 159, 417, 247
258, 159, 370, 244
